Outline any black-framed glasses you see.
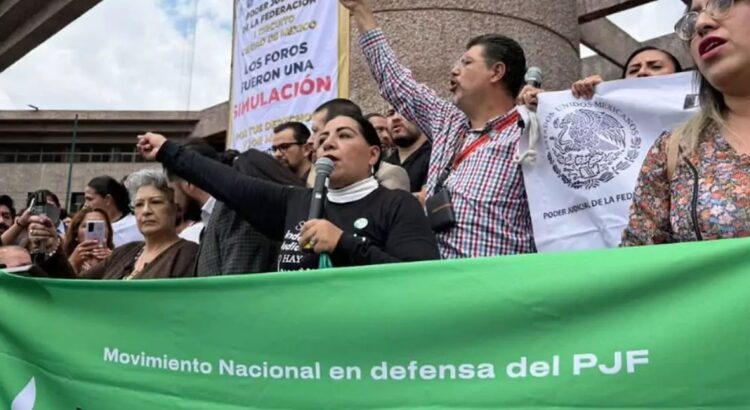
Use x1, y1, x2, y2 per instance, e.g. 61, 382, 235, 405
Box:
674, 0, 734, 41
270, 142, 303, 153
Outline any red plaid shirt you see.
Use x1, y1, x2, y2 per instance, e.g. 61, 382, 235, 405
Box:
360, 29, 536, 258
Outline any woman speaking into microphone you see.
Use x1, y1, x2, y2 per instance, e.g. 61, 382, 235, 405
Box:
138, 114, 439, 272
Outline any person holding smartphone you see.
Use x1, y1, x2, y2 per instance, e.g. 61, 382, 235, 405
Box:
28, 169, 198, 280
63, 207, 114, 275
1, 190, 62, 249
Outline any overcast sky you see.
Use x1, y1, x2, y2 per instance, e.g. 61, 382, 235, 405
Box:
0, 0, 687, 111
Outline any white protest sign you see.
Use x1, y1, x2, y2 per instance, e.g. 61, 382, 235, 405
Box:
521, 72, 697, 252
229, 0, 349, 152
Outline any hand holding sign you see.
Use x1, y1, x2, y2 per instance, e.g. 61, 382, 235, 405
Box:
571, 75, 603, 100
518, 85, 544, 110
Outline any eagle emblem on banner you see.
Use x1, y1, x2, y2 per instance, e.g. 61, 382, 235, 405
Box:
544, 105, 641, 190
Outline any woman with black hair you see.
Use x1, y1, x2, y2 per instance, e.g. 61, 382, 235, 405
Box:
0, 195, 15, 237
84, 176, 143, 247
569, 46, 684, 100
620, 46, 683, 78
519, 46, 684, 107
138, 114, 440, 271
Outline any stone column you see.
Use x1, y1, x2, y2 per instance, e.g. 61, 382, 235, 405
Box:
348, 0, 581, 113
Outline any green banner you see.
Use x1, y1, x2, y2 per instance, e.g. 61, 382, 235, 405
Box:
2, 238, 750, 409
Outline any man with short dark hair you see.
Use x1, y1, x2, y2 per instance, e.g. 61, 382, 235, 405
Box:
341, 0, 535, 258
271, 122, 313, 181
384, 109, 431, 194
164, 140, 219, 244
308, 98, 364, 155
0, 195, 15, 236
366, 112, 395, 162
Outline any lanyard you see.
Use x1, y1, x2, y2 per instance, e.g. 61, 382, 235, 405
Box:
435, 110, 521, 190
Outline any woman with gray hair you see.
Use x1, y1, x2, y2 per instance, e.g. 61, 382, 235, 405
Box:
28, 169, 198, 279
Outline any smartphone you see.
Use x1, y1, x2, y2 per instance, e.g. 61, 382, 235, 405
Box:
30, 192, 61, 227
85, 221, 107, 246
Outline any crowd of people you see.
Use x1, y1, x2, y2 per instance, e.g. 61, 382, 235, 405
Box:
0, 0, 748, 278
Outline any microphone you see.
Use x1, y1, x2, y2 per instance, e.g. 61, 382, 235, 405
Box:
524, 66, 543, 88
308, 157, 335, 220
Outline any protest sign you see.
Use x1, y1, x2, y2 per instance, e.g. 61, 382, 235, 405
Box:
228, 0, 349, 151
521, 72, 697, 251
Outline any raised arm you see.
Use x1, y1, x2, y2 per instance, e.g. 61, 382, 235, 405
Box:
138, 133, 293, 242
341, 0, 462, 142
1, 209, 31, 246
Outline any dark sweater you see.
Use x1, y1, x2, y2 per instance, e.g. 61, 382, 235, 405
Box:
158, 141, 440, 271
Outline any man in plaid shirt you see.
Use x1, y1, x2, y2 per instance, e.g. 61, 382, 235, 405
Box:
341, 0, 536, 258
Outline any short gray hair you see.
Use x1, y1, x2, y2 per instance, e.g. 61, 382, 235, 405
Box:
123, 168, 174, 207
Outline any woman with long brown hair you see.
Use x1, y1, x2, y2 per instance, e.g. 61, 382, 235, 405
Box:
63, 207, 114, 275
622, 0, 750, 245
518, 47, 683, 107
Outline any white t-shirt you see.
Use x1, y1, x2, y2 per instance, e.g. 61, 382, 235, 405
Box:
179, 222, 204, 244
111, 213, 143, 248
178, 197, 215, 244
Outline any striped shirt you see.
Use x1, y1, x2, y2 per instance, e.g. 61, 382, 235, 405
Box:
360, 29, 536, 258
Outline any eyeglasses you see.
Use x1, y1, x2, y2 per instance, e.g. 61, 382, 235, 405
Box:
674, 0, 734, 41
270, 142, 303, 153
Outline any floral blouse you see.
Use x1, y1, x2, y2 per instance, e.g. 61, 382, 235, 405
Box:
621, 130, 750, 246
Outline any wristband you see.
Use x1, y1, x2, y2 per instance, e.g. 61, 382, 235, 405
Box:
34, 237, 61, 261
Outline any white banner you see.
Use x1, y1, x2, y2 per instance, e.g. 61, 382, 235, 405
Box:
229, 0, 349, 152
521, 72, 698, 252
